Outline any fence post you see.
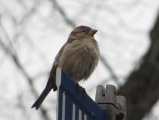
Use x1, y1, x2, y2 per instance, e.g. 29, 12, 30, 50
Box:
95, 85, 127, 120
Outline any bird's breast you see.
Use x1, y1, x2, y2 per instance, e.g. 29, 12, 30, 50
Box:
59, 40, 99, 82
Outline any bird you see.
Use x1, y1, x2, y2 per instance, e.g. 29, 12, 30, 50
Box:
31, 25, 99, 110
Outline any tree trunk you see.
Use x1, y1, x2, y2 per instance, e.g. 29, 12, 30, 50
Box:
118, 11, 159, 120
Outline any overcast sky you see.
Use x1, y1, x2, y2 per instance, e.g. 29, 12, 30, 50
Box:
0, 0, 159, 119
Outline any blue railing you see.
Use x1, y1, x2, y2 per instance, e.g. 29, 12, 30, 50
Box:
56, 68, 106, 120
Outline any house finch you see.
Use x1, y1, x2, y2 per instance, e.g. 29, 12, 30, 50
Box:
31, 25, 99, 109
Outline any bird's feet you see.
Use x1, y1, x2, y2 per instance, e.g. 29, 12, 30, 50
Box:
75, 83, 87, 99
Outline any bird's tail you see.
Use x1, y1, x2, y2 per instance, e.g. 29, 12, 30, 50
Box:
31, 86, 52, 110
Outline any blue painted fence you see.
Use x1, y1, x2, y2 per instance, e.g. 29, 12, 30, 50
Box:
56, 68, 106, 120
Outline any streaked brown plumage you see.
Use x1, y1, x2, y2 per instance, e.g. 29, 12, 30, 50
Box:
31, 25, 99, 109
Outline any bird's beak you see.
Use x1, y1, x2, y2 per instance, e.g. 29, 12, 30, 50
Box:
89, 29, 98, 35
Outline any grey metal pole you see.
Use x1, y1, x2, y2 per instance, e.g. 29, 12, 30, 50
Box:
95, 84, 127, 120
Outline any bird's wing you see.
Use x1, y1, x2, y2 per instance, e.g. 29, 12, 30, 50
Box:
46, 43, 67, 91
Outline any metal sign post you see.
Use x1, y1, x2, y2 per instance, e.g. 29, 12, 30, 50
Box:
95, 85, 127, 120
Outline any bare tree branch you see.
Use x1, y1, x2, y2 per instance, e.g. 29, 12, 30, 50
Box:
100, 55, 120, 86
51, 0, 76, 28
0, 17, 50, 120
118, 11, 159, 120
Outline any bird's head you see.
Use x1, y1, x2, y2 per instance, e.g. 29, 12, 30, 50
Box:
68, 25, 97, 42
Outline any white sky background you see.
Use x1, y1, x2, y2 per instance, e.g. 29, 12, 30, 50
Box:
0, 0, 159, 120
